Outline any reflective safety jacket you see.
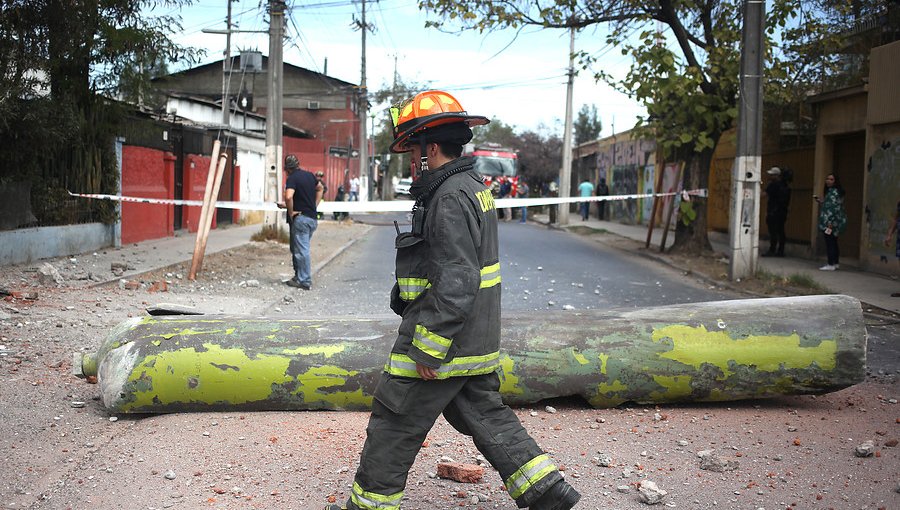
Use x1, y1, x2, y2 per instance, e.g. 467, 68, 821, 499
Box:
388, 156, 501, 378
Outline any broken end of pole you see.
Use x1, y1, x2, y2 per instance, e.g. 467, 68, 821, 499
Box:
73, 351, 97, 379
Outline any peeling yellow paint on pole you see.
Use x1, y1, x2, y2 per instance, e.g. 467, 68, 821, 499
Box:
75, 295, 868, 413
652, 325, 838, 376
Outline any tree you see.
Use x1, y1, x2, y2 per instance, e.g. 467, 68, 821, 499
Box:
420, 0, 860, 253
516, 125, 563, 186
0, 1, 197, 226
371, 78, 433, 181
471, 117, 518, 147
574, 104, 602, 145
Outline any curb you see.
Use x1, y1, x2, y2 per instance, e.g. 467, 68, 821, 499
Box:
311, 227, 371, 277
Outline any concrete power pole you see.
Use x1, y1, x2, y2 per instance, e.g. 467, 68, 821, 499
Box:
558, 24, 576, 226
358, 0, 370, 201
222, 0, 233, 126
728, 0, 766, 280
202, 1, 267, 126
265, 0, 285, 227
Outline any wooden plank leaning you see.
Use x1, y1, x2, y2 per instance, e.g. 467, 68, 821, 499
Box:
188, 140, 224, 280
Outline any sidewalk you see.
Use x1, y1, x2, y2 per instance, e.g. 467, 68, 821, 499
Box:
531, 211, 900, 314
88, 221, 364, 287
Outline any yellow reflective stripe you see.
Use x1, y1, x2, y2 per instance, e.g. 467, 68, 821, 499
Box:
480, 262, 501, 288
412, 324, 452, 360
385, 352, 500, 379
351, 481, 403, 510
397, 278, 430, 301
505, 454, 557, 500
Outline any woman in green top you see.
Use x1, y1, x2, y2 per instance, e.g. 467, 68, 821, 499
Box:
814, 173, 847, 271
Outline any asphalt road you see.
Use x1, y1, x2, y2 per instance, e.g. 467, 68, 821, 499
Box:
314, 212, 899, 377
1, 215, 895, 510
311, 212, 734, 317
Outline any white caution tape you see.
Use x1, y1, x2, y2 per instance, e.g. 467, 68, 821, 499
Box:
69, 189, 707, 214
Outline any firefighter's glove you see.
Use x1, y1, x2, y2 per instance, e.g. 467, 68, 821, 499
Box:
390, 283, 407, 316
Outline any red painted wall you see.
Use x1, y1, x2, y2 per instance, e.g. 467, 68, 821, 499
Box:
121, 146, 175, 245
182, 154, 218, 233
284, 136, 353, 201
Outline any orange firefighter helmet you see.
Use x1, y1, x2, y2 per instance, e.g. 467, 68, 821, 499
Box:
389, 90, 489, 153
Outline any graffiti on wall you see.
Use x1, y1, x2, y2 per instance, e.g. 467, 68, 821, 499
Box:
867, 137, 900, 266
611, 165, 639, 223
641, 164, 655, 223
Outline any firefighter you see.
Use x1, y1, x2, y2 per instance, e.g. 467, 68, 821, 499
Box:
327, 90, 580, 510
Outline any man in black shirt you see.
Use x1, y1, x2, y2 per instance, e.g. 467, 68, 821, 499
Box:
281, 154, 323, 289
762, 166, 791, 257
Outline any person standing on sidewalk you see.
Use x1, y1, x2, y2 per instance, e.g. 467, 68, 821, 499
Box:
282, 155, 322, 289
762, 166, 791, 257
327, 90, 580, 510
596, 177, 610, 220
577, 178, 594, 221
814, 173, 847, 271
517, 179, 530, 223
349, 176, 360, 201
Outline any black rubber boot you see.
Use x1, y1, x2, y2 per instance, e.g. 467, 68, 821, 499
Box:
530, 480, 581, 510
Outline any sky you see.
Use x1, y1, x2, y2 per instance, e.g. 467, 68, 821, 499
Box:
152, 0, 647, 138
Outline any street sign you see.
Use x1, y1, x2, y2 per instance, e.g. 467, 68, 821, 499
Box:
329, 147, 359, 158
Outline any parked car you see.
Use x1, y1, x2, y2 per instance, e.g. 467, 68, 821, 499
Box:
394, 177, 413, 197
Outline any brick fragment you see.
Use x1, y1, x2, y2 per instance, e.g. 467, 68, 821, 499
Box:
436, 462, 484, 484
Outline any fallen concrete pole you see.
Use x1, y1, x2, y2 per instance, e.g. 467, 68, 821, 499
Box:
74, 295, 866, 414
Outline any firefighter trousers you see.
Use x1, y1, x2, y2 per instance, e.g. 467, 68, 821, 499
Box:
346, 371, 563, 509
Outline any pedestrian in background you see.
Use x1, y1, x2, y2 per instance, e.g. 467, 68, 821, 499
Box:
349, 176, 360, 201
577, 177, 594, 221
280, 155, 322, 289
315, 170, 328, 220
548, 179, 559, 224
883, 199, 900, 296
517, 180, 529, 223
814, 173, 847, 271
333, 184, 348, 221
497, 178, 512, 221
328, 90, 580, 510
596, 177, 610, 220
762, 166, 791, 257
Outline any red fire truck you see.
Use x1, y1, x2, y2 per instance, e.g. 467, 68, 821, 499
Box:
465, 143, 519, 195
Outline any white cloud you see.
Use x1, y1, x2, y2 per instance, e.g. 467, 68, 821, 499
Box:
162, 0, 645, 137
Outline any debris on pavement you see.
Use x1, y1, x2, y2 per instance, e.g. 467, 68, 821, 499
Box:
637, 480, 667, 505
436, 462, 484, 483
697, 450, 739, 472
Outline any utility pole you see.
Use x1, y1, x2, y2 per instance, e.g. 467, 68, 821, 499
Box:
201, 1, 267, 126
265, 0, 285, 227
558, 23, 576, 225
728, 0, 765, 280
222, 0, 232, 125
357, 0, 370, 201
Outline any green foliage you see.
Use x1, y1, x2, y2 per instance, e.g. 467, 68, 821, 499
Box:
471, 117, 518, 147
574, 104, 602, 145
679, 199, 697, 226
516, 125, 563, 185
0, 1, 197, 228
419, 0, 885, 249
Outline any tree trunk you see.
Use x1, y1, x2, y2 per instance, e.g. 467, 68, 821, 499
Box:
670, 146, 715, 254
